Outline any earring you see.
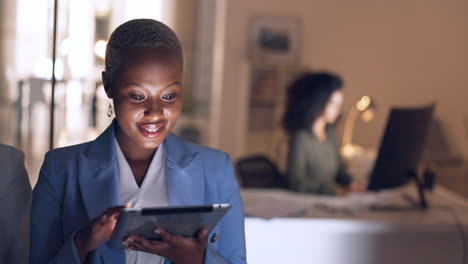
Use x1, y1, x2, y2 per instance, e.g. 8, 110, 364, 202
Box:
107, 100, 113, 117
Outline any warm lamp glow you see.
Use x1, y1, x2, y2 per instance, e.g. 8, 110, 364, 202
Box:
341, 144, 364, 158
94, 40, 107, 60
356, 96, 371, 111
361, 108, 374, 122
341, 96, 375, 158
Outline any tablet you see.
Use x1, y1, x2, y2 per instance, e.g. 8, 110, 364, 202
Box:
107, 203, 231, 249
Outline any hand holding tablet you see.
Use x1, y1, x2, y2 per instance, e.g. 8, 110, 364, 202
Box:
107, 203, 231, 249
124, 227, 209, 264
74, 204, 131, 263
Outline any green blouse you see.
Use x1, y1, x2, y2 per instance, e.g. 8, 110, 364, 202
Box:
287, 128, 350, 195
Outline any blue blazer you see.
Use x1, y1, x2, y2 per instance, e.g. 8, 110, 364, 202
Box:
30, 123, 247, 264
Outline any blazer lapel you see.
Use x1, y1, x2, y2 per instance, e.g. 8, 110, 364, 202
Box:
78, 122, 121, 221
78, 122, 125, 263
164, 133, 205, 206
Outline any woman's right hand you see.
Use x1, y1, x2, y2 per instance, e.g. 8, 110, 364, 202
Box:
74, 204, 130, 263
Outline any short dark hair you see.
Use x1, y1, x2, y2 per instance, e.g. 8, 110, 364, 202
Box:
105, 18, 183, 84
282, 71, 343, 133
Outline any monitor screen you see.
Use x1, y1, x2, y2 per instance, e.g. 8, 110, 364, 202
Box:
367, 104, 435, 191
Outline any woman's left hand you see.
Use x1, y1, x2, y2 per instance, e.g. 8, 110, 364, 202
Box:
124, 228, 208, 264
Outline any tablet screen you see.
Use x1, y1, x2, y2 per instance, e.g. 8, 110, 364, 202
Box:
107, 203, 231, 248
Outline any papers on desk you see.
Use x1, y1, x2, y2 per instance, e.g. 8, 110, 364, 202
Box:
244, 199, 307, 219
317, 190, 415, 212
241, 185, 423, 219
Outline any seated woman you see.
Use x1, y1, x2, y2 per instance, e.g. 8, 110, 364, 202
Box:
30, 19, 246, 264
282, 72, 363, 195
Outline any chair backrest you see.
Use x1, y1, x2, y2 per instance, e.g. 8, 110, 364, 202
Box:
235, 155, 286, 188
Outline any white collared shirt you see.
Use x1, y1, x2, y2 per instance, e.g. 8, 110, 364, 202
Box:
115, 138, 168, 264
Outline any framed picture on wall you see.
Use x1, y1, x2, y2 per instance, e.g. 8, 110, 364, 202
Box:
249, 16, 301, 65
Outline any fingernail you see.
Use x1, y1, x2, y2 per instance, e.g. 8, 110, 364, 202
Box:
154, 229, 161, 234
122, 241, 129, 248
126, 238, 134, 243
125, 203, 132, 208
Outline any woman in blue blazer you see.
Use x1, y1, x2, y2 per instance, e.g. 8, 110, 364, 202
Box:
30, 19, 246, 264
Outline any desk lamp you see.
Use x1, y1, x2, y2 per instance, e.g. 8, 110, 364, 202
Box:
341, 96, 375, 159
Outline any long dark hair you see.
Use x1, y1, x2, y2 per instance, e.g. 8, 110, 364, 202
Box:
282, 71, 343, 133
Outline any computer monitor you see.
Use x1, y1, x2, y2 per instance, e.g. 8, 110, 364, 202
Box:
367, 104, 435, 191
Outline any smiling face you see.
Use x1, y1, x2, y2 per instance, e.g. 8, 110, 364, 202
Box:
103, 47, 183, 154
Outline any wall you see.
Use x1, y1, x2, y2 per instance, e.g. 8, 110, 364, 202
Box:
0, 0, 16, 142
213, 0, 468, 165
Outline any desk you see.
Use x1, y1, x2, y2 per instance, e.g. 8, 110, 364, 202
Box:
242, 185, 468, 264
